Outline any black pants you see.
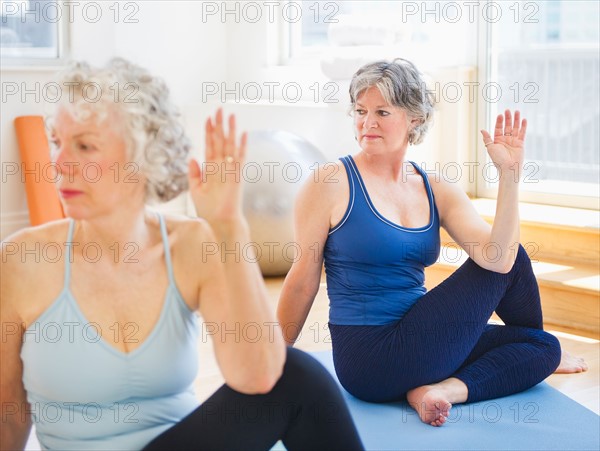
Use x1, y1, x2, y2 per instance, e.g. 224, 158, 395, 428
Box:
330, 245, 561, 403
143, 347, 364, 450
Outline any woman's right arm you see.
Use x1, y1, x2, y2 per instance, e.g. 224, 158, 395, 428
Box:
1, 240, 32, 451
188, 110, 286, 395
277, 164, 340, 345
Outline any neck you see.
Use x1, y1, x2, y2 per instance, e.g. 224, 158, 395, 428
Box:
73, 207, 153, 253
356, 148, 413, 182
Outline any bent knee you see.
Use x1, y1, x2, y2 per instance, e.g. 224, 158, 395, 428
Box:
535, 331, 561, 374
277, 348, 339, 392
545, 332, 562, 372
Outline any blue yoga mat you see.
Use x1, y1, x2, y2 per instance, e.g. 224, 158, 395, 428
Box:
307, 350, 600, 451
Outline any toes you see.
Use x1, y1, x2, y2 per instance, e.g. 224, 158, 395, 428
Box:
442, 403, 452, 417
430, 416, 447, 427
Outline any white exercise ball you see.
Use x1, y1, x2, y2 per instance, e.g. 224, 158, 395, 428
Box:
243, 130, 326, 276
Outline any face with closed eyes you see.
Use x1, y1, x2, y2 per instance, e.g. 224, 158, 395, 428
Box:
353, 86, 419, 156
50, 107, 145, 220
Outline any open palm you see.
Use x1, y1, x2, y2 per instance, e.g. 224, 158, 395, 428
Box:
188, 109, 247, 223
480, 110, 528, 179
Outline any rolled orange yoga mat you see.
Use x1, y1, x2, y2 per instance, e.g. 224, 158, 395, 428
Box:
14, 115, 65, 226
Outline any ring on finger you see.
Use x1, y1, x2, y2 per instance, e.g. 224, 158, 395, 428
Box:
504, 133, 512, 136
225, 156, 234, 164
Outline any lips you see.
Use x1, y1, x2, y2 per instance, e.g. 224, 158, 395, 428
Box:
59, 189, 83, 199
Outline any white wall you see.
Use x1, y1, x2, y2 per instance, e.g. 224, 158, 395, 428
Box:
1, 69, 55, 238
1, 1, 478, 240
1, 1, 227, 239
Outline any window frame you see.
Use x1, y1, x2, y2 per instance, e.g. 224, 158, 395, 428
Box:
475, 7, 599, 210
285, 1, 599, 210
0, 0, 70, 67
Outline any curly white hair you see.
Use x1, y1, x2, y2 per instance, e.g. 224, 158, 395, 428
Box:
52, 57, 190, 203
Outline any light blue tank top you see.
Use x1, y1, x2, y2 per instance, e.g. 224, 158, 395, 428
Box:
21, 214, 200, 450
324, 156, 440, 326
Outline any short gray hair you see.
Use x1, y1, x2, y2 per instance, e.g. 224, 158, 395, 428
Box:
349, 58, 434, 145
53, 58, 190, 203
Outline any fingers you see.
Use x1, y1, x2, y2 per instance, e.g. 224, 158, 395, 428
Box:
205, 108, 245, 163
493, 113, 504, 138
187, 159, 202, 187
239, 131, 248, 162
492, 110, 526, 142
518, 117, 527, 142
507, 109, 527, 142
226, 113, 247, 163
512, 110, 520, 134
213, 108, 225, 160
205, 117, 215, 161
503, 109, 513, 136
227, 113, 236, 158
480, 129, 493, 146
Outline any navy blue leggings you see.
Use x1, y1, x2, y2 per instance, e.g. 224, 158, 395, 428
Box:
329, 245, 561, 403
143, 347, 364, 450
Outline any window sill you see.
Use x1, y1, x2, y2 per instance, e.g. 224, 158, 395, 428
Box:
0, 64, 67, 72
471, 198, 599, 230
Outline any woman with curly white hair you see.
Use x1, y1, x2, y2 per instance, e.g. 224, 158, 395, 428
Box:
1, 58, 363, 450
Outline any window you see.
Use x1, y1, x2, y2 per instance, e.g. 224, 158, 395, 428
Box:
480, 0, 599, 208
288, 1, 473, 67
289, 1, 599, 209
1, 0, 66, 62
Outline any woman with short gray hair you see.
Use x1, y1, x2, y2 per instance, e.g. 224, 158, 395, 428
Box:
278, 58, 586, 427
348, 58, 434, 145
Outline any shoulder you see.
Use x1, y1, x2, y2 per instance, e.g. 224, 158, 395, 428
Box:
151, 213, 217, 307
1, 219, 71, 317
417, 167, 479, 229
160, 212, 210, 234
418, 167, 464, 202
159, 213, 221, 277
312, 160, 348, 185
2, 218, 72, 243
300, 160, 348, 204
1, 219, 72, 269
159, 213, 215, 252
291, 159, 351, 232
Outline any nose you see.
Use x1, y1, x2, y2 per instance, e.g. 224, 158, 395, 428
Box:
52, 143, 78, 177
362, 112, 378, 130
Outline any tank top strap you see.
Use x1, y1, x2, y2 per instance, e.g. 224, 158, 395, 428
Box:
329, 156, 358, 235
343, 155, 374, 206
408, 161, 436, 207
64, 219, 75, 289
157, 213, 175, 285
408, 161, 430, 189
339, 155, 356, 200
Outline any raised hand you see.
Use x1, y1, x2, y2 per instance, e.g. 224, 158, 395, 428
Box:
188, 108, 247, 223
480, 110, 527, 180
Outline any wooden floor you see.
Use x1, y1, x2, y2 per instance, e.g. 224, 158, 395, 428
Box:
193, 277, 600, 415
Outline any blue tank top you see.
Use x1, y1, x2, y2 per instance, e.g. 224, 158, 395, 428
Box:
324, 156, 440, 325
20, 214, 200, 450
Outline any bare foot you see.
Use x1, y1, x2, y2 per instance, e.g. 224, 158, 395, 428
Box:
555, 350, 588, 373
407, 385, 452, 426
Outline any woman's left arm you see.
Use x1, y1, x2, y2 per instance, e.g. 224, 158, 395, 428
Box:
434, 110, 527, 273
